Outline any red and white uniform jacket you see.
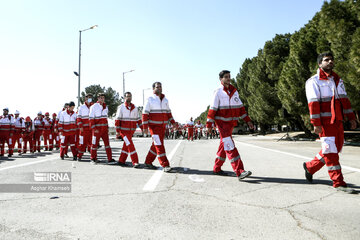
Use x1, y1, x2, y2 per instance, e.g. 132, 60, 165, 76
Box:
43, 117, 52, 131
89, 102, 109, 132
58, 110, 77, 136
142, 94, 175, 130
33, 117, 45, 132
0, 115, 14, 134
306, 68, 355, 126
207, 84, 251, 128
13, 117, 25, 134
115, 102, 142, 134
186, 121, 195, 129
77, 102, 93, 131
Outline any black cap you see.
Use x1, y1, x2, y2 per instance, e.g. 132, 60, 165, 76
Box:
69, 101, 75, 107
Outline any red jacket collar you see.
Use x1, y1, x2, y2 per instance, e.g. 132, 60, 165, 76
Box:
97, 101, 107, 109
125, 102, 135, 110
318, 68, 340, 85
66, 109, 74, 115
154, 93, 165, 100
221, 83, 236, 97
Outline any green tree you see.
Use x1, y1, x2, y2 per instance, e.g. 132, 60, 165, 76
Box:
195, 105, 209, 125
80, 84, 122, 117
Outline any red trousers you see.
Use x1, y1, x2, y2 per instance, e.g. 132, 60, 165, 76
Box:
33, 130, 42, 151
119, 132, 139, 164
60, 135, 77, 157
145, 126, 170, 167
90, 130, 112, 161
11, 132, 22, 153
188, 128, 194, 141
23, 134, 34, 153
43, 130, 53, 150
305, 121, 346, 187
0, 132, 12, 155
214, 124, 245, 176
77, 130, 92, 159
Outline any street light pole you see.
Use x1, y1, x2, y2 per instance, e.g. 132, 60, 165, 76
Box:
76, 25, 98, 107
122, 70, 135, 95
143, 88, 151, 107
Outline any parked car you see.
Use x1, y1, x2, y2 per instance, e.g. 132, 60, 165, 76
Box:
133, 128, 144, 137
232, 124, 247, 135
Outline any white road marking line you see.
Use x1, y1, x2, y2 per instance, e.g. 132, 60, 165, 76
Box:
0, 157, 57, 172
143, 140, 182, 191
235, 140, 360, 173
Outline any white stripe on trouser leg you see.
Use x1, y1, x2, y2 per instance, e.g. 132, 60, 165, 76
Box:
328, 165, 341, 171
230, 155, 240, 163
316, 154, 325, 163
121, 150, 128, 155
216, 156, 226, 161
150, 149, 157, 156
130, 151, 136, 155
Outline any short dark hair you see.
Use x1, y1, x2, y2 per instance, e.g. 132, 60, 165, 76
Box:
124, 92, 132, 97
152, 82, 162, 89
97, 92, 106, 98
64, 103, 69, 107
317, 52, 334, 64
219, 70, 231, 79
69, 101, 75, 107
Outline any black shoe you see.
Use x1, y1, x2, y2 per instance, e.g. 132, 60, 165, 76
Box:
163, 166, 172, 172
133, 163, 140, 168
303, 162, 313, 183
73, 156, 77, 161
0, 154, 4, 157
8, 154, 13, 157
118, 161, 126, 167
64, 154, 69, 158
77, 158, 81, 162
144, 163, 157, 169
38, 150, 41, 153
107, 159, 116, 164
238, 171, 252, 180
60, 156, 65, 160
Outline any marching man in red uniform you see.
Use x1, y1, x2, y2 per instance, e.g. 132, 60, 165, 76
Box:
33, 111, 44, 152
58, 101, 78, 160
186, 117, 195, 141
77, 93, 93, 161
304, 52, 357, 194
142, 82, 177, 172
89, 93, 114, 164
12, 110, 25, 155
43, 112, 53, 151
115, 92, 142, 168
207, 70, 254, 180
0, 107, 14, 157
22, 116, 35, 154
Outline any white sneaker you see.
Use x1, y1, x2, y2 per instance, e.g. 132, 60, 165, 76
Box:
163, 166, 172, 172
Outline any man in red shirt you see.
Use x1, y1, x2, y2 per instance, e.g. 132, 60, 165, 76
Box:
207, 70, 254, 180
304, 52, 357, 194
77, 93, 93, 161
58, 101, 78, 160
143, 82, 177, 172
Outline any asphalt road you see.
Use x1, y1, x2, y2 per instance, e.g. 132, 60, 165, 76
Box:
0, 135, 359, 240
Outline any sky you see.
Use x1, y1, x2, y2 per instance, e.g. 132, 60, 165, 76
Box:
0, 0, 326, 124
